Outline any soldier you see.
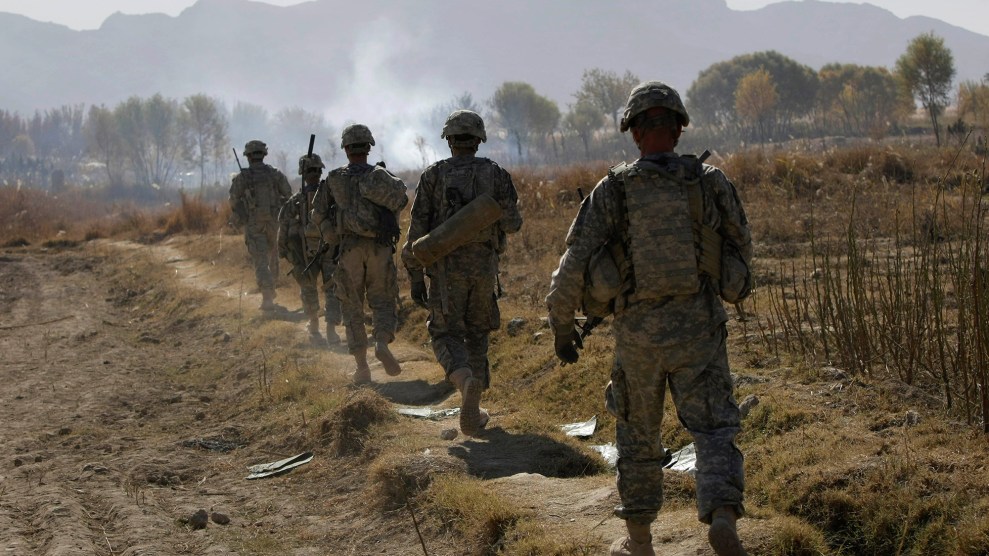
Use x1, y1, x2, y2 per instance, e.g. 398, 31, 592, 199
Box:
402, 110, 523, 437
229, 140, 292, 311
546, 82, 753, 556
277, 153, 342, 345
312, 124, 408, 383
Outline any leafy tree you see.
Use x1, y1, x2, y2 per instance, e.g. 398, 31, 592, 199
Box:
181, 94, 228, 188
895, 33, 956, 147
489, 81, 560, 162
115, 94, 184, 188
687, 51, 817, 140
574, 68, 639, 132
564, 99, 605, 159
735, 68, 778, 146
84, 104, 122, 186
817, 64, 911, 139
957, 79, 989, 131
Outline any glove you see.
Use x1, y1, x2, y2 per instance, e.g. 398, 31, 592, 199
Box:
410, 279, 428, 308
554, 328, 580, 365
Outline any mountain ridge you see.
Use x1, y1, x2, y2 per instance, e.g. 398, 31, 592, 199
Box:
0, 0, 985, 116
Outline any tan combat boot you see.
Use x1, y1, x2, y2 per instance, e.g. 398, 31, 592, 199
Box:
325, 323, 341, 345
352, 350, 371, 385
307, 317, 325, 346
450, 367, 482, 437
708, 506, 747, 556
259, 289, 276, 311
610, 520, 655, 556
374, 336, 402, 376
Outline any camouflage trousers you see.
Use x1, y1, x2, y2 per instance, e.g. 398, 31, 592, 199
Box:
609, 313, 744, 525
244, 220, 279, 292
334, 236, 399, 354
426, 244, 500, 388
290, 251, 341, 325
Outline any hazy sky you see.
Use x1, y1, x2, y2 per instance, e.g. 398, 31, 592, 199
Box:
0, 0, 987, 37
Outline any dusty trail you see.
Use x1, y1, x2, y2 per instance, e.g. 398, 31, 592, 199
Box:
0, 239, 772, 555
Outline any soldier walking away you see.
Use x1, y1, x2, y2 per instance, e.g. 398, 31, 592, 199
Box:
402, 110, 523, 437
311, 125, 408, 383
546, 82, 753, 556
229, 140, 293, 311
277, 153, 342, 346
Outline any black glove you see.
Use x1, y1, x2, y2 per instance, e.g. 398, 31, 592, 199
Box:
410, 279, 428, 308
554, 329, 580, 365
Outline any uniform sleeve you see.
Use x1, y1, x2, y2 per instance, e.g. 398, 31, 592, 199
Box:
545, 176, 616, 334
277, 171, 292, 204
360, 167, 409, 212
705, 167, 753, 264
401, 167, 437, 275
311, 179, 332, 227
494, 167, 523, 234
229, 174, 245, 220
277, 200, 291, 253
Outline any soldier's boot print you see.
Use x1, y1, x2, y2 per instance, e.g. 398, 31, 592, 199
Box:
352, 350, 372, 385
307, 317, 325, 346
454, 368, 483, 437
325, 322, 341, 345
374, 337, 402, 376
260, 289, 276, 311
610, 521, 654, 556
708, 506, 747, 556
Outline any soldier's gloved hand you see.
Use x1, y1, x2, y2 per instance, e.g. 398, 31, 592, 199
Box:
554, 329, 580, 365
410, 279, 428, 308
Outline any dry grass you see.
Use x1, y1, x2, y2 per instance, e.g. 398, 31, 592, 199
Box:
39, 140, 989, 554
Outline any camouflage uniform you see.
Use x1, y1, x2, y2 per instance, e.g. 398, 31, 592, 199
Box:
546, 83, 753, 535
277, 190, 342, 330
402, 151, 523, 387
312, 126, 408, 357
229, 140, 292, 304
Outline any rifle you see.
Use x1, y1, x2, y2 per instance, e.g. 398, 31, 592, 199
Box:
301, 240, 329, 274
233, 148, 244, 172
300, 134, 316, 269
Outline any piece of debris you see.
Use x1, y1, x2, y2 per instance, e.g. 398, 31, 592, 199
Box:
188, 509, 208, 530
560, 415, 597, 438
210, 512, 230, 525
440, 428, 458, 441
664, 443, 697, 475
591, 443, 618, 466
246, 451, 314, 480
397, 407, 460, 420
738, 395, 760, 418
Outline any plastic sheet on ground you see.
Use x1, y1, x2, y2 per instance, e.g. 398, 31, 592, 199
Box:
560, 415, 597, 438
245, 451, 314, 480
590, 442, 697, 474
664, 443, 697, 475
591, 443, 618, 466
397, 407, 460, 420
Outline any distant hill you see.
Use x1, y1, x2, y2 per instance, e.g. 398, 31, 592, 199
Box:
1, 0, 986, 122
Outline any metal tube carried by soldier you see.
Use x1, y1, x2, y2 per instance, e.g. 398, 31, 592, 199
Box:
410, 193, 502, 267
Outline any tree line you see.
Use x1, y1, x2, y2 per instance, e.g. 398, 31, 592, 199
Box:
1, 32, 985, 193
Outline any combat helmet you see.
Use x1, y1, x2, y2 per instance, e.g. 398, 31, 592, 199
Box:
441, 110, 487, 144
341, 124, 375, 154
243, 139, 268, 157
298, 153, 325, 176
619, 81, 690, 133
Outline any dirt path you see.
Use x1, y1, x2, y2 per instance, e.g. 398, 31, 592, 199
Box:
0, 238, 771, 555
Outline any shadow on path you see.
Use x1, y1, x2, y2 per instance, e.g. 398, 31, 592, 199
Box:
448, 427, 602, 479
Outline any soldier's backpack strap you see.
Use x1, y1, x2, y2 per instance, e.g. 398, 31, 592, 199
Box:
685, 150, 722, 280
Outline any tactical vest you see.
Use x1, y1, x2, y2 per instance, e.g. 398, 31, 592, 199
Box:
434, 158, 500, 249
328, 166, 378, 239
621, 159, 702, 301
239, 165, 282, 222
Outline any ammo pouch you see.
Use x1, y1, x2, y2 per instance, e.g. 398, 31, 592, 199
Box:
719, 240, 752, 303
582, 240, 623, 319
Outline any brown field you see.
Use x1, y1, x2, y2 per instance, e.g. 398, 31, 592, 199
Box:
1, 142, 987, 555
